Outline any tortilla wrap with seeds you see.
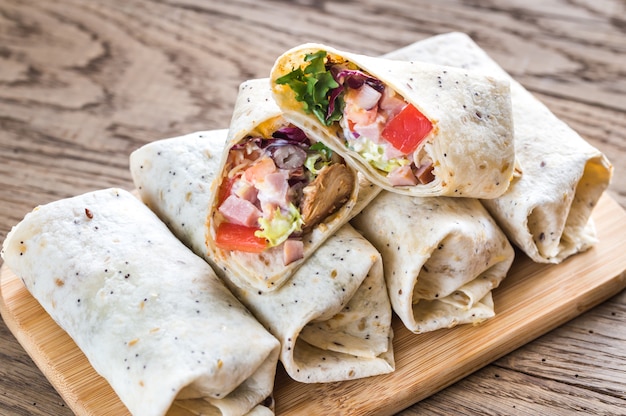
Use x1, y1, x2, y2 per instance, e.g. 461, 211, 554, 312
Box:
130, 130, 394, 382
204, 79, 370, 291
0, 188, 280, 416
384, 32, 613, 263
269, 43, 516, 199
351, 191, 514, 334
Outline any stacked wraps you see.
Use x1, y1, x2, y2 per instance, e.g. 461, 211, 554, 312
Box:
0, 188, 280, 416
384, 32, 613, 263
131, 128, 395, 383
2, 32, 613, 416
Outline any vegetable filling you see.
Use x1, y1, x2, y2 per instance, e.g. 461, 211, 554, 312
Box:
276, 50, 435, 186
215, 124, 355, 265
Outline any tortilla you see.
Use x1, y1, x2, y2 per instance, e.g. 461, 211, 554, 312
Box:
226, 224, 395, 383
269, 43, 516, 199
351, 191, 514, 334
130, 131, 395, 383
204, 79, 367, 291
0, 188, 280, 416
385, 32, 613, 263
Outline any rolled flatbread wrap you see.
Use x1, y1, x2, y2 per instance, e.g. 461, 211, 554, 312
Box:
205, 79, 364, 291
1, 188, 280, 416
226, 224, 395, 383
385, 32, 614, 263
270, 43, 516, 198
131, 131, 395, 383
351, 191, 515, 334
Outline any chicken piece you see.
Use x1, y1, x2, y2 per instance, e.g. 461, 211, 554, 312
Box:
300, 164, 355, 232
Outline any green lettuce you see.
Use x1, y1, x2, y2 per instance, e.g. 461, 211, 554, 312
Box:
255, 203, 304, 247
349, 136, 408, 173
275, 50, 344, 126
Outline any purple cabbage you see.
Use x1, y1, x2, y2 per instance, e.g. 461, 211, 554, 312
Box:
272, 126, 310, 145
331, 67, 385, 92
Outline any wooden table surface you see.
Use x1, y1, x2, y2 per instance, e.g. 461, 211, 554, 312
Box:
1, 0, 624, 414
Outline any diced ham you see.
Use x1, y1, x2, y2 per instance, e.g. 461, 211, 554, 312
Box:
351, 84, 382, 110
354, 120, 383, 144
283, 239, 304, 265
387, 165, 418, 186
256, 171, 290, 211
232, 179, 258, 204
344, 88, 379, 126
218, 194, 262, 227
379, 88, 406, 119
415, 161, 435, 184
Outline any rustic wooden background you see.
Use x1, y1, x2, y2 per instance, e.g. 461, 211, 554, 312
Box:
1, 0, 624, 414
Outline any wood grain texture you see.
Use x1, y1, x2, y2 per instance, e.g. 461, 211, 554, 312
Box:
1, 0, 625, 415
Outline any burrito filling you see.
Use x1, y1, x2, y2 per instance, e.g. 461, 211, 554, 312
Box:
276, 50, 435, 187
214, 122, 355, 265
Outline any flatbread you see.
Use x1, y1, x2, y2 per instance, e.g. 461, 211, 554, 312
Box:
226, 224, 394, 383
385, 32, 613, 263
0, 188, 280, 416
351, 191, 514, 334
205, 79, 364, 291
130, 131, 394, 382
270, 43, 516, 198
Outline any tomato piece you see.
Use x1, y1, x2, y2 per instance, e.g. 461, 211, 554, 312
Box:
215, 223, 267, 253
381, 104, 432, 154
217, 175, 237, 206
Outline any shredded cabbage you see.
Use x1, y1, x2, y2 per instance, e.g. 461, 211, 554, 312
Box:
255, 203, 303, 247
348, 135, 408, 173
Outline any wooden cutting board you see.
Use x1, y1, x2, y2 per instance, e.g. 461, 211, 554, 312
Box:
2, 192, 625, 415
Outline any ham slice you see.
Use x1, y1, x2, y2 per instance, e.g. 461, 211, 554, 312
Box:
387, 165, 418, 186
218, 194, 262, 227
283, 239, 304, 265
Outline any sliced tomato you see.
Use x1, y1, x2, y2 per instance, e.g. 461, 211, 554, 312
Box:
217, 175, 237, 206
215, 222, 266, 253
381, 104, 432, 154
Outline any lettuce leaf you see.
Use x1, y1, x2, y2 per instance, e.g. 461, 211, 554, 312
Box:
275, 50, 344, 126
255, 203, 304, 247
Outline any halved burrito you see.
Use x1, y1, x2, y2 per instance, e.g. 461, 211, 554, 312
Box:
206, 79, 362, 290
131, 131, 395, 383
270, 43, 516, 198
385, 32, 614, 263
351, 191, 515, 334
1, 188, 280, 416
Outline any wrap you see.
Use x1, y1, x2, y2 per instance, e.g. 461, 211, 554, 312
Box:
384, 32, 613, 263
226, 224, 394, 383
205, 79, 363, 291
1, 188, 280, 416
270, 43, 516, 198
351, 191, 515, 334
130, 131, 395, 383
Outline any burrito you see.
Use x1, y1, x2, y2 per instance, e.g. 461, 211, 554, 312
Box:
384, 32, 614, 263
131, 131, 395, 383
269, 43, 516, 198
226, 224, 394, 383
205, 78, 364, 290
351, 191, 515, 334
0, 188, 280, 416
